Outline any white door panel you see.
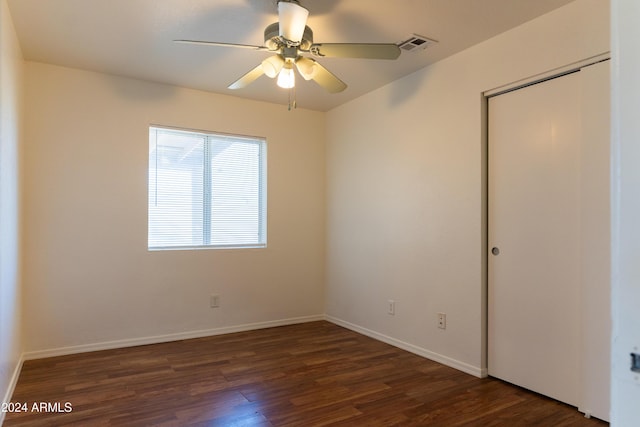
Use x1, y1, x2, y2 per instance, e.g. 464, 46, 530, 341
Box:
578, 60, 611, 421
488, 72, 582, 406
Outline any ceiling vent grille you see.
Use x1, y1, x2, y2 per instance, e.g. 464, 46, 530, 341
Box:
399, 34, 437, 52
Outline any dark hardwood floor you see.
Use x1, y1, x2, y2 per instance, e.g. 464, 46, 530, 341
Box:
5, 321, 607, 426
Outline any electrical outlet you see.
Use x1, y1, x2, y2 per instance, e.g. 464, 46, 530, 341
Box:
438, 313, 446, 329
210, 294, 220, 308
388, 300, 395, 315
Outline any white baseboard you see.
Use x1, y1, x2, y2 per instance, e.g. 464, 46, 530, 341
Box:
23, 315, 324, 361
0, 354, 25, 426
325, 315, 486, 378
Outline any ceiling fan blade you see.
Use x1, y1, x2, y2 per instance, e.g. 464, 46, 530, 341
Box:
294, 57, 318, 81
307, 61, 347, 93
278, 1, 309, 43
174, 40, 270, 51
310, 43, 401, 60
228, 64, 265, 90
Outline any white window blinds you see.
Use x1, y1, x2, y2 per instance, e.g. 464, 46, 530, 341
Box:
148, 127, 266, 250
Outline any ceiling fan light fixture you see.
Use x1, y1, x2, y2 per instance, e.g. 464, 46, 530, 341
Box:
278, 1, 309, 43
177, 0, 402, 100
277, 62, 295, 89
262, 55, 285, 78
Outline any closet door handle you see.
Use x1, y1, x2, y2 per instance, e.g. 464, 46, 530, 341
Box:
491, 247, 500, 256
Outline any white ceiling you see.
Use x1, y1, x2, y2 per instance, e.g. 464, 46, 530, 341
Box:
8, 0, 575, 111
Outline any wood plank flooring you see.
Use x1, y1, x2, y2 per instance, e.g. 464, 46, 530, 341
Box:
4, 321, 608, 426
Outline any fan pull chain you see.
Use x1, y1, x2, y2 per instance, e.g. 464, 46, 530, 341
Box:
288, 86, 297, 111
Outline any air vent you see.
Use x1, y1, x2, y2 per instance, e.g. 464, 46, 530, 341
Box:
399, 34, 437, 52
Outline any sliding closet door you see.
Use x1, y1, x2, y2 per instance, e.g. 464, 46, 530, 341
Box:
488, 61, 610, 419
488, 71, 583, 406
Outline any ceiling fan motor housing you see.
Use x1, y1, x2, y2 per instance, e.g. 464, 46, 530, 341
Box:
264, 22, 313, 50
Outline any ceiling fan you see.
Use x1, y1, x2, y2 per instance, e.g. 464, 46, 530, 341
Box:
174, 0, 401, 95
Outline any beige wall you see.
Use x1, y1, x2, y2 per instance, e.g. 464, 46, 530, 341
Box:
325, 0, 610, 376
0, 0, 24, 413
22, 62, 326, 355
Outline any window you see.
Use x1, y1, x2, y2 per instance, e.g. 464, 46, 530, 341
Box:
148, 126, 266, 250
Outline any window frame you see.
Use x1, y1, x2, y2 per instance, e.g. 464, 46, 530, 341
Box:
147, 125, 267, 251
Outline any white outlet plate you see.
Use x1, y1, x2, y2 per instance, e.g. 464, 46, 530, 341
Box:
388, 300, 395, 315
210, 294, 220, 308
438, 312, 446, 329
